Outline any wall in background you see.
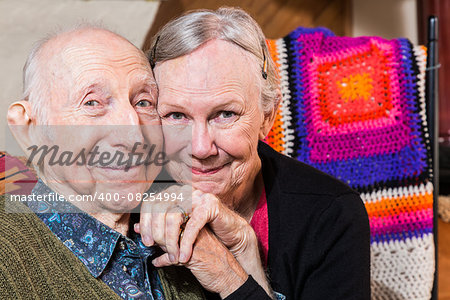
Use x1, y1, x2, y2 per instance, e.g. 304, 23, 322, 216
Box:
0, 0, 159, 148
142, 0, 352, 52
352, 0, 418, 44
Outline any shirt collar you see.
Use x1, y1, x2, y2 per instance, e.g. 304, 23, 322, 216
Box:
30, 180, 133, 278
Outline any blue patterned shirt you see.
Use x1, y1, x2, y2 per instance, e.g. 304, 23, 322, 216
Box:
29, 180, 165, 300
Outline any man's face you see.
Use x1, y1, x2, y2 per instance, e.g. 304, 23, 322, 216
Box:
33, 29, 162, 212
155, 40, 266, 203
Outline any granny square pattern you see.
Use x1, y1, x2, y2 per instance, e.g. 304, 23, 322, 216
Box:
266, 27, 434, 300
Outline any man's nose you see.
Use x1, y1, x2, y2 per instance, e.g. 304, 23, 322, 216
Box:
108, 102, 144, 150
190, 122, 218, 159
111, 101, 141, 126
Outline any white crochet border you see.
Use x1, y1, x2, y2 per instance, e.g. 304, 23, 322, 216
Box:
275, 39, 295, 156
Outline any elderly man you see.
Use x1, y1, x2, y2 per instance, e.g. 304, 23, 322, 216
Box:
1, 26, 207, 299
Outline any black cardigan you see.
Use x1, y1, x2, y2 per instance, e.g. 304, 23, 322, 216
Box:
224, 142, 370, 299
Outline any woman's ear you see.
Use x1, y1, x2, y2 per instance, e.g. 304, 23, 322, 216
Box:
7, 100, 34, 150
259, 90, 281, 140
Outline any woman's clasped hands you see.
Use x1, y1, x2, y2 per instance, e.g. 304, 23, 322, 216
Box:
135, 185, 272, 298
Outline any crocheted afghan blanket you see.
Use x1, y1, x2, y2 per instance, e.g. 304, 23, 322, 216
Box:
265, 27, 434, 299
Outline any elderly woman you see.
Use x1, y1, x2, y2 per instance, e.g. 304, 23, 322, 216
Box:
137, 7, 370, 299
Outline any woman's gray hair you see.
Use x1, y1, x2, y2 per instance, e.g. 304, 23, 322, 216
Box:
148, 7, 280, 116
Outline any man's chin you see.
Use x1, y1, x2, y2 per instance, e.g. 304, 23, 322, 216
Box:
83, 184, 148, 214
92, 165, 145, 181
96, 181, 151, 195
99, 199, 141, 214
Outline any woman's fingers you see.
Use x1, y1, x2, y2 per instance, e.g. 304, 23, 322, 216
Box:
177, 191, 210, 263
164, 206, 187, 263
179, 210, 208, 263
134, 223, 140, 233
152, 253, 174, 267
178, 218, 202, 263
164, 192, 192, 263
139, 204, 154, 246
150, 203, 167, 247
138, 187, 192, 262
137, 185, 214, 264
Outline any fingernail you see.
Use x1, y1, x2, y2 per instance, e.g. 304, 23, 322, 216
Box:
134, 223, 140, 232
142, 236, 152, 246
169, 254, 176, 263
179, 253, 187, 263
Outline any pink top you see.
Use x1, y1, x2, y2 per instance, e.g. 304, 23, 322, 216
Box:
249, 188, 269, 267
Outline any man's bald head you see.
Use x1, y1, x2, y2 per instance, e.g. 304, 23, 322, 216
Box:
22, 25, 151, 123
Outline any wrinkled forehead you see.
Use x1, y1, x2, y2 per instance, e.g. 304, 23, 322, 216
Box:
60, 45, 153, 81
41, 30, 154, 87
155, 40, 259, 91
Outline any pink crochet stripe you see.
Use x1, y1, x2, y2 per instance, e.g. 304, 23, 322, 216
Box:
369, 208, 433, 236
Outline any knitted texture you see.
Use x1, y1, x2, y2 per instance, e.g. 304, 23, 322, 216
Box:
0, 195, 122, 299
265, 28, 434, 300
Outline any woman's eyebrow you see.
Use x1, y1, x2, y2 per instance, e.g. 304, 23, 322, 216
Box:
157, 102, 187, 111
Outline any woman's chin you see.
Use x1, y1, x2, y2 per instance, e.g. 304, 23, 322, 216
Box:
192, 181, 226, 196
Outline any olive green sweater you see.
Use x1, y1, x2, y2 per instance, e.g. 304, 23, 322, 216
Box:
0, 195, 205, 300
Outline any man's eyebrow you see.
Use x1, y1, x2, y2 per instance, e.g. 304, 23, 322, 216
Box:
68, 81, 103, 103
76, 82, 108, 98
131, 74, 158, 98
131, 85, 158, 101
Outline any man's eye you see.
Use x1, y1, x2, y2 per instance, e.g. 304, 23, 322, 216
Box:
84, 100, 100, 106
219, 111, 235, 119
136, 100, 152, 107
167, 112, 185, 120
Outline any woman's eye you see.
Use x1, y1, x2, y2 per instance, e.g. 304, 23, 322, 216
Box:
168, 112, 186, 120
136, 100, 152, 107
84, 100, 100, 106
219, 111, 236, 119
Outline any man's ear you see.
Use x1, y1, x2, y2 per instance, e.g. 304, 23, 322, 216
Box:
259, 90, 281, 140
7, 100, 34, 150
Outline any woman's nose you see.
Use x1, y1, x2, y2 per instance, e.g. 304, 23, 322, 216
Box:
190, 123, 218, 159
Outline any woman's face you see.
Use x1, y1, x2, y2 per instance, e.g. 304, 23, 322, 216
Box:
154, 40, 272, 201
